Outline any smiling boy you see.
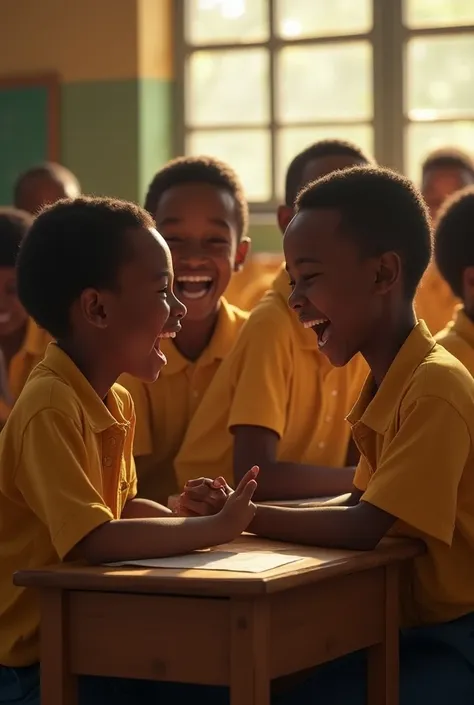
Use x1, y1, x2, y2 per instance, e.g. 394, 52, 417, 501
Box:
121, 157, 250, 504
184, 166, 474, 702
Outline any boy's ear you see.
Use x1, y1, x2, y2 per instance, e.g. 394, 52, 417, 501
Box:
234, 236, 250, 272
462, 266, 474, 302
374, 252, 401, 294
80, 288, 109, 329
277, 205, 294, 235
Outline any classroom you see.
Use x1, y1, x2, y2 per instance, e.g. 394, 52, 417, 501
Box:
1, 1, 474, 703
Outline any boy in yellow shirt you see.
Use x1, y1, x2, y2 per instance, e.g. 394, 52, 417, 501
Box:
121, 157, 250, 504
175, 140, 371, 501
0, 209, 50, 424
435, 186, 474, 373
0, 196, 257, 704
13, 162, 81, 215
416, 148, 474, 334
184, 167, 474, 702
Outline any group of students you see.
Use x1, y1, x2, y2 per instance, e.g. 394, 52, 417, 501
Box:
1, 139, 474, 703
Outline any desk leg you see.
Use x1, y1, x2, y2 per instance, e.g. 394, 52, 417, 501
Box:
40, 589, 77, 705
230, 597, 270, 705
368, 565, 399, 705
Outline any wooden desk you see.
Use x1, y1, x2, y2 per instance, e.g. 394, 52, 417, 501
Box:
15, 536, 422, 705
168, 494, 332, 511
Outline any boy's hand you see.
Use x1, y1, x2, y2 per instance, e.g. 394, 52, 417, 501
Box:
214, 467, 259, 541
177, 467, 258, 517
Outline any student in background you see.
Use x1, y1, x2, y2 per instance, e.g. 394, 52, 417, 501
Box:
0, 196, 257, 705
14, 162, 81, 215
434, 186, 474, 373
0, 209, 50, 423
121, 157, 250, 505
416, 148, 474, 334
183, 167, 474, 703
175, 140, 372, 501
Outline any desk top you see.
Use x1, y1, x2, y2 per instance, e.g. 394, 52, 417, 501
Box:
14, 535, 423, 597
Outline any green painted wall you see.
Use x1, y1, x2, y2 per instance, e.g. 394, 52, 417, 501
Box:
61, 78, 172, 204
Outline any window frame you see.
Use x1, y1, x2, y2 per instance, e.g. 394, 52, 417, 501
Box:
174, 0, 474, 210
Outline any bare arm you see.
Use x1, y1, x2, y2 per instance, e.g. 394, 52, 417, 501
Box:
248, 500, 396, 551
121, 497, 172, 518
67, 514, 225, 564
233, 426, 354, 501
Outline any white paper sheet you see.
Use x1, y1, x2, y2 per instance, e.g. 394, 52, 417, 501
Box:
106, 551, 304, 573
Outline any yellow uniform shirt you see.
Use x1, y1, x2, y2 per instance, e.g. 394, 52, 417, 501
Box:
0, 344, 137, 666
224, 253, 283, 311
350, 321, 474, 627
435, 306, 474, 376
415, 263, 458, 335
121, 298, 248, 504
175, 266, 367, 487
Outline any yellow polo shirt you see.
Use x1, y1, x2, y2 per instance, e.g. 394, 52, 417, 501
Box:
0, 344, 137, 666
350, 321, 474, 627
435, 306, 474, 376
175, 266, 367, 488
8, 318, 52, 400
415, 263, 458, 335
121, 298, 248, 504
224, 253, 283, 311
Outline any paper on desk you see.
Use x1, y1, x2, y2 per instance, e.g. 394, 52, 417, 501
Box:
106, 551, 304, 573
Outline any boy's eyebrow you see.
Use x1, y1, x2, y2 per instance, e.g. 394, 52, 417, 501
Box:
294, 257, 323, 265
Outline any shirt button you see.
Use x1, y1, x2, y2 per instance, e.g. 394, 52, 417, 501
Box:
318, 441, 326, 449
325, 416, 332, 423
109, 437, 116, 446
331, 389, 338, 397
103, 456, 113, 467
192, 390, 199, 399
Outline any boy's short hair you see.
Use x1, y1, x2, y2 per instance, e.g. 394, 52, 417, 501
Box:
434, 186, 474, 299
13, 162, 81, 207
421, 148, 474, 179
284, 139, 372, 207
17, 197, 155, 340
144, 156, 249, 239
0, 208, 33, 267
295, 166, 431, 299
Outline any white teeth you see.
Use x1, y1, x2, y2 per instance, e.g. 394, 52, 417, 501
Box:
180, 290, 208, 300
176, 276, 212, 283
159, 332, 177, 339
302, 318, 328, 329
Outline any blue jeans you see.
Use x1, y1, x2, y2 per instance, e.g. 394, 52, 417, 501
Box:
2, 612, 473, 704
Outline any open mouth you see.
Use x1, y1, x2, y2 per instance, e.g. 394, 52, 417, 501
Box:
175, 275, 214, 301
302, 317, 331, 349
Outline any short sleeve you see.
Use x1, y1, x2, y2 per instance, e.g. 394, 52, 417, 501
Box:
353, 455, 371, 492
361, 397, 469, 545
119, 374, 153, 457
228, 311, 293, 437
15, 409, 114, 559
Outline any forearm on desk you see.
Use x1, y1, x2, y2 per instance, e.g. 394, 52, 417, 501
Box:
248, 500, 396, 551
122, 497, 172, 518
236, 461, 355, 501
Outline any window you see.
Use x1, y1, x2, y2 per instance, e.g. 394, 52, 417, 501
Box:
177, 0, 474, 206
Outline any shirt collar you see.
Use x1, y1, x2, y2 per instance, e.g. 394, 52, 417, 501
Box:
347, 321, 436, 433
23, 319, 52, 356
161, 297, 247, 376
272, 265, 319, 351
40, 344, 131, 433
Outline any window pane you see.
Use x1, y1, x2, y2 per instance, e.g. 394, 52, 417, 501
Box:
187, 130, 272, 201
405, 121, 474, 181
404, 0, 474, 28
186, 49, 269, 127
407, 35, 474, 119
276, 0, 372, 39
276, 125, 374, 198
185, 0, 268, 45
277, 42, 372, 122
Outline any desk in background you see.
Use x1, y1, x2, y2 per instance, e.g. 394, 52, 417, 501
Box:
15, 535, 422, 705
